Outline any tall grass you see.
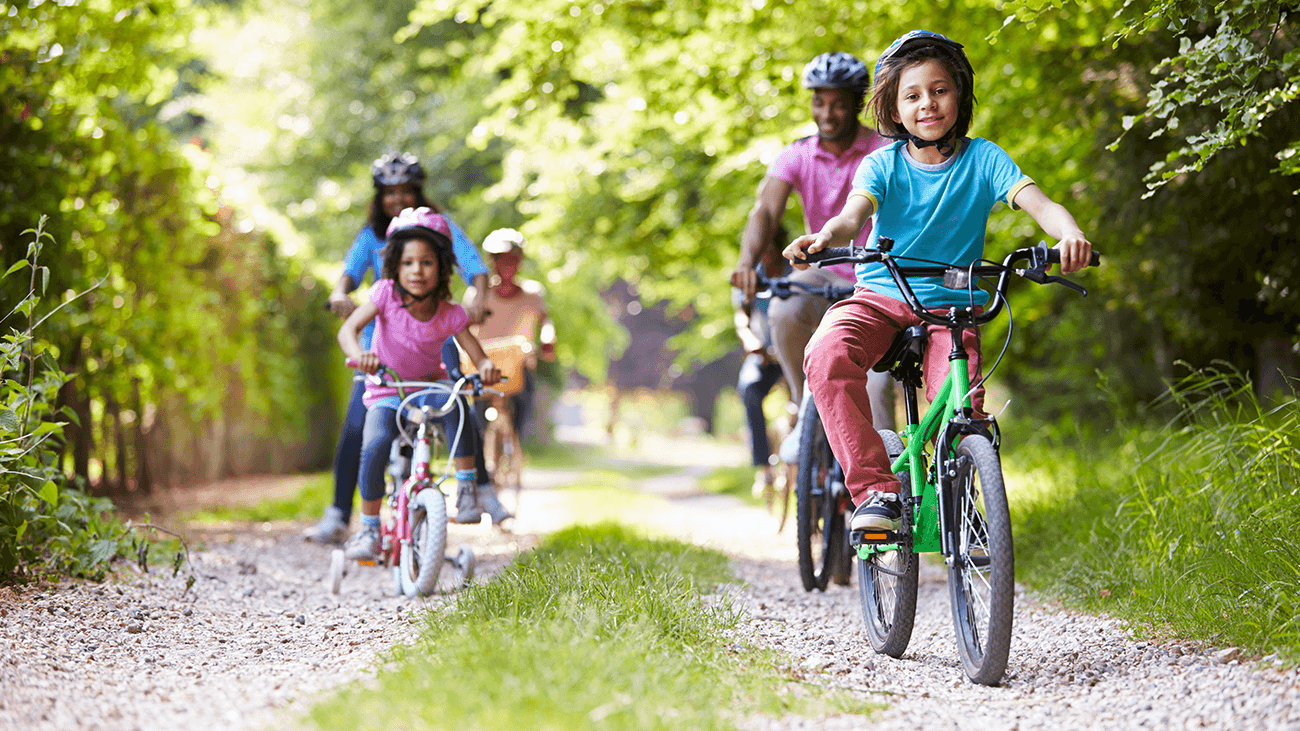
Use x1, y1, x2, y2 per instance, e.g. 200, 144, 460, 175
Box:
1009, 366, 1300, 660
308, 523, 874, 730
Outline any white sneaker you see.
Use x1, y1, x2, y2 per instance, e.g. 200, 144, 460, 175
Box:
454, 481, 483, 524
342, 524, 382, 561
303, 506, 347, 544
476, 482, 513, 525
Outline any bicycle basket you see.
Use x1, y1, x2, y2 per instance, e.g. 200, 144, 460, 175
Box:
459, 335, 529, 397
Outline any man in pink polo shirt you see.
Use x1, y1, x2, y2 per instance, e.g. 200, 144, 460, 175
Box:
730, 52, 894, 450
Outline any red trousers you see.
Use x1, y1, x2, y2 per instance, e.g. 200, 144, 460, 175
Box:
803, 288, 986, 505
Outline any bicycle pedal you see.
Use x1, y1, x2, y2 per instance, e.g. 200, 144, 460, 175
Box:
849, 528, 904, 547
356, 559, 378, 566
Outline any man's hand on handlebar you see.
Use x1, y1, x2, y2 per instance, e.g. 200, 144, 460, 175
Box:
475, 358, 502, 386
1053, 233, 1093, 275
729, 266, 759, 302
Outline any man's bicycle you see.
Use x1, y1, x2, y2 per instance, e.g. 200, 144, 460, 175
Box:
756, 276, 856, 592
461, 335, 530, 509
327, 365, 501, 598
805, 238, 1098, 685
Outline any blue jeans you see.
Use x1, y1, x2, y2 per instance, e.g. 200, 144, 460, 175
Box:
357, 389, 479, 502
738, 353, 784, 467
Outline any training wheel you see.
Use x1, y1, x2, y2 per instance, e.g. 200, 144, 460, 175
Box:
450, 544, 475, 587
328, 549, 345, 595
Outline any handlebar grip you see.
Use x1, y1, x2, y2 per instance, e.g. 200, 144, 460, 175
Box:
803, 247, 857, 264
1042, 247, 1102, 267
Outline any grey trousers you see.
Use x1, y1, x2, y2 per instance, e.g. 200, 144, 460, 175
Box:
769, 267, 894, 430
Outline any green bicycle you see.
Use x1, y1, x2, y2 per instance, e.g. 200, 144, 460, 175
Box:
806, 238, 1098, 686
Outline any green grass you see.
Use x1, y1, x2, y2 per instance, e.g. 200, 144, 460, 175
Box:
181, 472, 333, 524
307, 523, 878, 730
699, 465, 767, 508
1008, 367, 1300, 662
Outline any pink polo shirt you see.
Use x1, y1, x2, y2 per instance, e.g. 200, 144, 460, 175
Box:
767, 127, 888, 281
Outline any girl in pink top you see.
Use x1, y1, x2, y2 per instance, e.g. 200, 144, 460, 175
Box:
337, 208, 501, 561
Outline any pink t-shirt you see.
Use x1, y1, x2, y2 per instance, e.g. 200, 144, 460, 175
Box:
363, 278, 470, 408
767, 128, 888, 281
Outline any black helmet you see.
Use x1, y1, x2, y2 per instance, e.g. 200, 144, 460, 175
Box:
801, 52, 870, 94
371, 152, 425, 187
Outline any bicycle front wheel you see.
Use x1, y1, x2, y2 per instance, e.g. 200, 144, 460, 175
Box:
795, 396, 841, 592
400, 487, 449, 598
945, 434, 1014, 685
857, 429, 918, 657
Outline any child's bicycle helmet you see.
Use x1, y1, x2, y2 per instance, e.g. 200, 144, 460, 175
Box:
801, 52, 871, 94
386, 206, 451, 240
481, 228, 527, 255
874, 30, 975, 158
372, 152, 426, 187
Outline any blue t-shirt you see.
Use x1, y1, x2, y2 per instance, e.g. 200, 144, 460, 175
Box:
849, 138, 1033, 308
342, 217, 489, 348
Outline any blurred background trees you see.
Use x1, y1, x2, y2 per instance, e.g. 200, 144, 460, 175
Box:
2, 0, 1297, 496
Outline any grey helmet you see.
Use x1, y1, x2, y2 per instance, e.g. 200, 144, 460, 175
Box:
371, 152, 425, 187
801, 52, 871, 94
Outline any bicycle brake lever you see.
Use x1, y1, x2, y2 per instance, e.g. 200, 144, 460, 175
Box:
1016, 266, 1088, 296
469, 374, 484, 397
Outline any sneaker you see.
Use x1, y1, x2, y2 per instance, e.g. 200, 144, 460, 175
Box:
303, 506, 348, 544
778, 427, 801, 464
342, 524, 381, 561
454, 481, 483, 524
475, 482, 513, 525
849, 492, 903, 532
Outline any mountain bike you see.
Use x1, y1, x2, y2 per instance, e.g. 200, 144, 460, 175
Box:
755, 275, 856, 592
804, 239, 1099, 685
327, 365, 501, 598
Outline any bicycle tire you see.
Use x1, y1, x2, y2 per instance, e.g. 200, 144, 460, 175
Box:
857, 429, 918, 657
796, 396, 839, 592
400, 488, 449, 597
945, 434, 1014, 685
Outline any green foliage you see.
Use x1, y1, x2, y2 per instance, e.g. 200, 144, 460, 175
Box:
308, 523, 876, 729
1010, 366, 1300, 660
0, 221, 133, 580
181, 472, 333, 524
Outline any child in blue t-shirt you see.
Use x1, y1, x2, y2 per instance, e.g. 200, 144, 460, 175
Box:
784, 31, 1093, 533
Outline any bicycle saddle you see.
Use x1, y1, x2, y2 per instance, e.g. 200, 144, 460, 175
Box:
872, 325, 927, 384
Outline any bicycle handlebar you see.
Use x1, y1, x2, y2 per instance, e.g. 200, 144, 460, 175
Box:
343, 359, 506, 401
800, 239, 1101, 328
753, 275, 856, 303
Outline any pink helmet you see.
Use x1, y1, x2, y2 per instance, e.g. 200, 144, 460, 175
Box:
386, 206, 451, 240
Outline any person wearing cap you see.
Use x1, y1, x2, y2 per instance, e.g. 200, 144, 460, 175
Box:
305, 152, 497, 542
730, 52, 896, 467
463, 228, 556, 443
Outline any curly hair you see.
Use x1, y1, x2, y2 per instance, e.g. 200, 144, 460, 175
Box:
381, 229, 456, 305
870, 43, 976, 141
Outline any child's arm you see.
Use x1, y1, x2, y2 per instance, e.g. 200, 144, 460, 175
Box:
338, 299, 381, 374
453, 329, 502, 385
1011, 185, 1093, 274
783, 195, 875, 270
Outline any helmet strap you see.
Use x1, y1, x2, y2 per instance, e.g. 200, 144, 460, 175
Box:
394, 281, 436, 307
884, 129, 960, 158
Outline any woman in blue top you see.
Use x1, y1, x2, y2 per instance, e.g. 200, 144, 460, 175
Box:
785, 31, 1093, 534
305, 153, 509, 543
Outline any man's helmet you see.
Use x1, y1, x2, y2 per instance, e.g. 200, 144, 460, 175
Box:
372, 152, 425, 187
386, 206, 450, 240
801, 52, 870, 94
482, 228, 526, 254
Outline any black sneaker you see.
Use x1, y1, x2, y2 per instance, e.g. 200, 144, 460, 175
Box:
849, 493, 902, 532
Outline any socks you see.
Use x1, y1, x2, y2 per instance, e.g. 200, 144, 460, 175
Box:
361, 514, 381, 531
455, 469, 476, 484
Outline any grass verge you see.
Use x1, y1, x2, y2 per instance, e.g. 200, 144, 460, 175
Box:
1008, 367, 1300, 662
307, 523, 877, 730
181, 473, 333, 524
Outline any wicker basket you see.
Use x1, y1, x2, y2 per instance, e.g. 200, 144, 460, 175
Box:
459, 335, 530, 397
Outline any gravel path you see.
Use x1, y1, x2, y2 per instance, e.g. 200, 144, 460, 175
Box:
2, 446, 1298, 730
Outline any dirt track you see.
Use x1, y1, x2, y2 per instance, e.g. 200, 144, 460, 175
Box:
1, 439, 1297, 730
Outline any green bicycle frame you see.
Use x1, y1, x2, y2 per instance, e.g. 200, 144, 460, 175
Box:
858, 350, 972, 558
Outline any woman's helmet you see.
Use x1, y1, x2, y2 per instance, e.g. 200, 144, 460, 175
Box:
481, 228, 526, 254
873, 30, 975, 157
372, 152, 426, 187
801, 52, 870, 94
386, 206, 450, 240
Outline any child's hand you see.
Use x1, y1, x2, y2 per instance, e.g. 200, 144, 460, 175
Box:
1053, 233, 1093, 275
476, 358, 501, 386
353, 352, 381, 374
784, 233, 826, 271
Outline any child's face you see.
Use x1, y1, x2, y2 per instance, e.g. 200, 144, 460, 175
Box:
491, 249, 522, 281
811, 88, 857, 143
381, 184, 418, 219
398, 238, 439, 298
892, 59, 959, 143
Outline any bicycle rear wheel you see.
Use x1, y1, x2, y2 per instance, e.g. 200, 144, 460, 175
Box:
400, 487, 449, 597
857, 429, 918, 657
945, 434, 1014, 685
795, 396, 841, 592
